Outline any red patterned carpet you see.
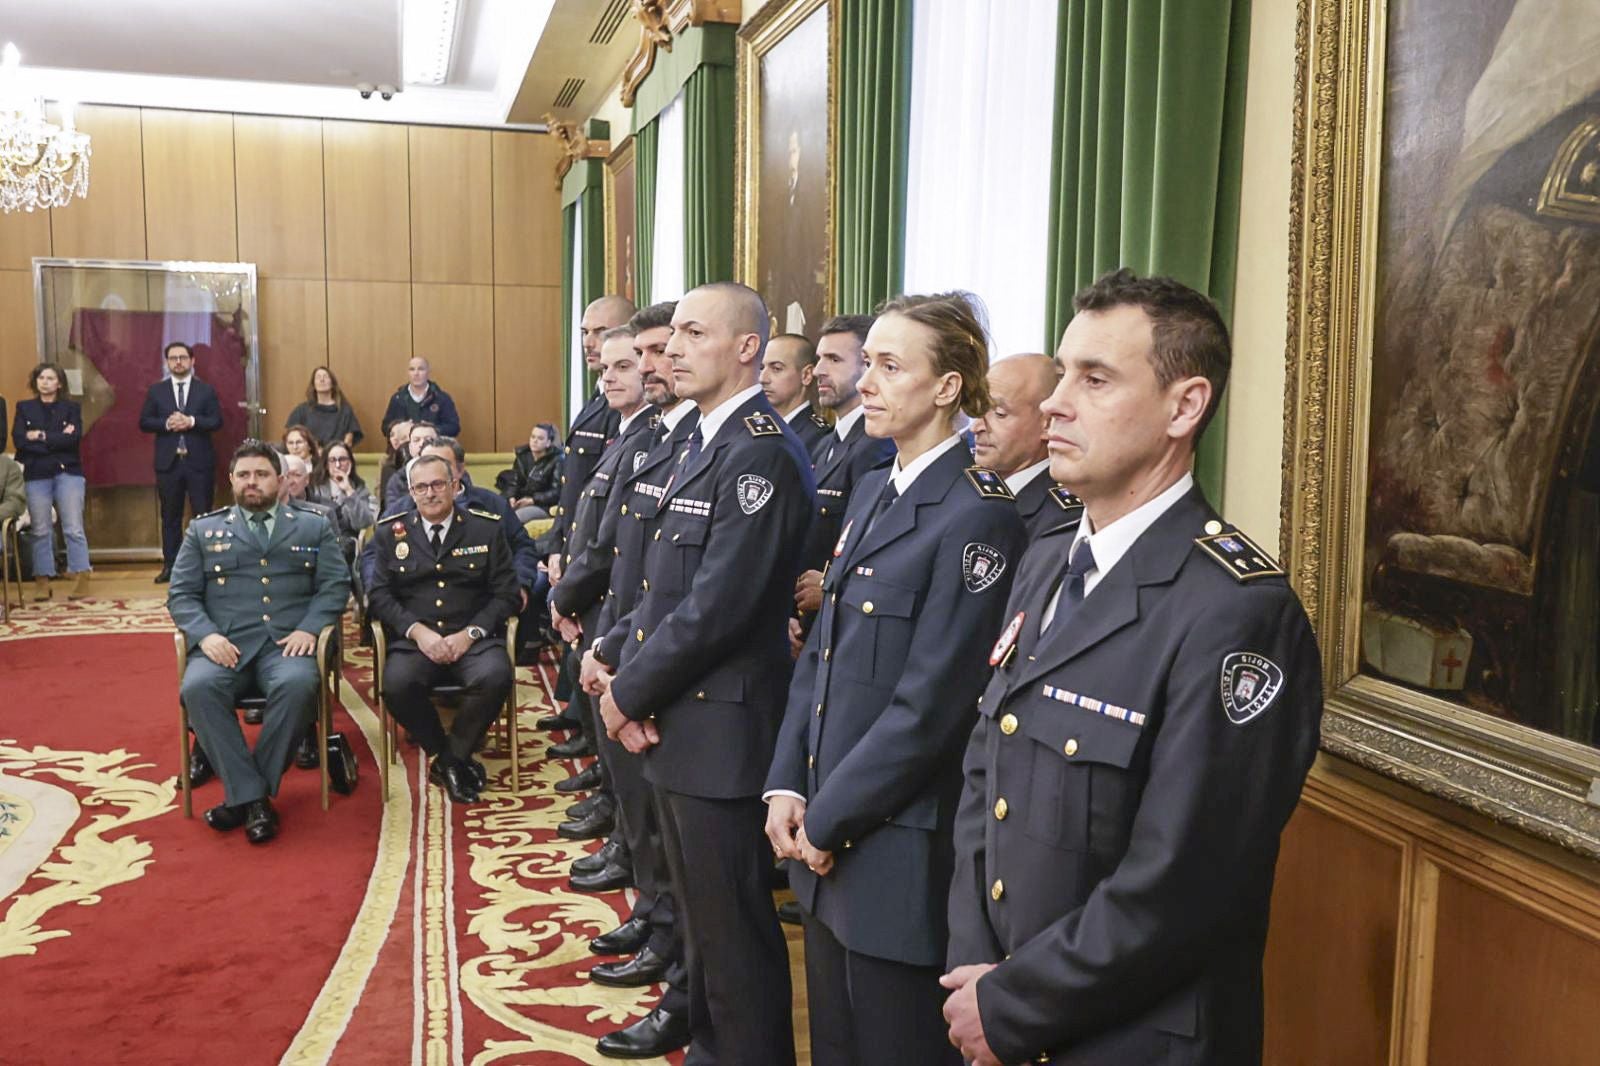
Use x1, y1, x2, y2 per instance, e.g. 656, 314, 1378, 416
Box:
0, 598, 693, 1065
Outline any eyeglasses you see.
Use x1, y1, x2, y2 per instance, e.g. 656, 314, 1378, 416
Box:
410, 479, 453, 497
328, 456, 352, 464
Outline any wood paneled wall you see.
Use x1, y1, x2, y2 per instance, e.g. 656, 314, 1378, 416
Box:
1263, 757, 1600, 1065
0, 105, 568, 458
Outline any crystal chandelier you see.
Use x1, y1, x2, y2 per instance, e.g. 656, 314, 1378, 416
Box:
0, 43, 91, 214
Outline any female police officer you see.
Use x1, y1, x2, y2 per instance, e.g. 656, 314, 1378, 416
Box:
764, 291, 1027, 1066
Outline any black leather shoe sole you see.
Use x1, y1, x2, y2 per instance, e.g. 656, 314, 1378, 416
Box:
570, 863, 632, 893
590, 916, 651, 956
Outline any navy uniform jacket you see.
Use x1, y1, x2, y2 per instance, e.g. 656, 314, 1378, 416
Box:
168, 501, 350, 662
1014, 472, 1085, 541
359, 476, 539, 592
552, 387, 622, 550
800, 415, 896, 575
947, 485, 1321, 1066
367, 504, 520, 644
608, 393, 815, 799
787, 405, 833, 455
139, 377, 222, 474
767, 446, 1026, 966
381, 382, 461, 438
552, 410, 660, 619
593, 408, 701, 669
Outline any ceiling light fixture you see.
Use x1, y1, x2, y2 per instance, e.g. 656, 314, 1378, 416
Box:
0, 42, 91, 214
403, 0, 462, 87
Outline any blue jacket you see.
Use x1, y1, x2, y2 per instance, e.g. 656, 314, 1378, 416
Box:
381, 382, 461, 438
12, 398, 86, 481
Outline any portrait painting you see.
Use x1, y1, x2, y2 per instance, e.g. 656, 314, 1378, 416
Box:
605, 139, 638, 305
737, 0, 832, 339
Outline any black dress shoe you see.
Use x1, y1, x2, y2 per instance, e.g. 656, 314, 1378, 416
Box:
242, 705, 265, 726
550, 733, 596, 758
590, 915, 651, 956
558, 799, 616, 841
597, 1005, 690, 1059
294, 732, 320, 770
555, 763, 603, 794
468, 757, 488, 791
572, 836, 625, 874
777, 900, 803, 926
567, 791, 610, 820
244, 799, 279, 844
536, 713, 581, 732
571, 859, 633, 893
204, 802, 247, 831
429, 756, 482, 804
154, 567, 171, 584
590, 945, 670, 988
188, 743, 215, 788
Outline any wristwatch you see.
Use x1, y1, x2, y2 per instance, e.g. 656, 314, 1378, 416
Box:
466, 626, 486, 641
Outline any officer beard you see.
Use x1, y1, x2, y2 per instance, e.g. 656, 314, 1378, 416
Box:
645, 375, 678, 406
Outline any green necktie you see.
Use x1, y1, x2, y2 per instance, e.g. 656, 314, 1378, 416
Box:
250, 510, 272, 545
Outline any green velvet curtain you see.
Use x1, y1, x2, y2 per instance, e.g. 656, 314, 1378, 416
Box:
560, 202, 577, 422
683, 64, 737, 288
634, 118, 659, 306
1043, 0, 1251, 501
834, 0, 913, 314
580, 186, 606, 307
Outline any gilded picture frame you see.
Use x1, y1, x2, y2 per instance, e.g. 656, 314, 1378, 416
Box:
604, 136, 638, 305
1284, 0, 1600, 857
735, 0, 835, 338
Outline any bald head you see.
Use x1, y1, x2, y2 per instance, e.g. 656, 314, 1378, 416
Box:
666, 283, 772, 409
581, 294, 639, 367
971, 353, 1059, 477
692, 282, 770, 348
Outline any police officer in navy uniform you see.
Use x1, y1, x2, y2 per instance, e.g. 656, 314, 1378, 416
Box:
971, 353, 1081, 539
761, 332, 832, 454
592, 282, 814, 1066
368, 453, 522, 805
766, 292, 1027, 1065
168, 440, 350, 843
942, 271, 1322, 1066
791, 315, 897, 644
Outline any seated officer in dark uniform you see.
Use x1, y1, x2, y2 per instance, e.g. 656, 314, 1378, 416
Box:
942, 270, 1322, 1066
765, 292, 1027, 1066
972, 353, 1082, 538
367, 454, 521, 804
760, 332, 831, 453
168, 440, 350, 843
593, 282, 815, 1066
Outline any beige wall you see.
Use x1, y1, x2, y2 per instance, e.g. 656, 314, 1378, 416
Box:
0, 106, 567, 456
1223, 0, 1297, 550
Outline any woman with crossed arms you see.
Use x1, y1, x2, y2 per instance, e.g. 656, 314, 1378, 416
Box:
764, 291, 1027, 1066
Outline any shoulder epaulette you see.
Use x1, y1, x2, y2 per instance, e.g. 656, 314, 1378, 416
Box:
809, 412, 831, 430
195, 507, 229, 520
964, 466, 1014, 500
1049, 487, 1083, 511
286, 499, 325, 513
468, 507, 503, 521
745, 412, 782, 437
1195, 527, 1284, 582
377, 510, 410, 524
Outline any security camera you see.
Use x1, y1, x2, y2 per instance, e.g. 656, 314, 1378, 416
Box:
356, 82, 374, 99
378, 84, 397, 101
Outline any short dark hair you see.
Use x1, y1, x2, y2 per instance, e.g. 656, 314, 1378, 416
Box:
230, 439, 282, 475
602, 324, 638, 343
533, 422, 558, 441
769, 333, 818, 367
818, 314, 875, 345
164, 341, 193, 359
1072, 269, 1231, 437
28, 362, 67, 396
630, 301, 678, 332
424, 435, 466, 466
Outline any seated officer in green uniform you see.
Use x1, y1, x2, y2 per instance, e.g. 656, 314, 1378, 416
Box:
168, 440, 350, 844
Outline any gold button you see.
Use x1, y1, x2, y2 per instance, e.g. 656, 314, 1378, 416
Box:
435, 563, 443, 570
262, 614, 271, 621
820, 506, 829, 515
696, 691, 706, 700
435, 599, 444, 607
642, 579, 649, 590
260, 559, 267, 566
842, 840, 852, 849
815, 702, 823, 716
213, 565, 221, 572
1204, 519, 1223, 535
991, 880, 1004, 901
672, 532, 680, 541
613, 546, 620, 556
862, 601, 875, 614
621, 504, 628, 515
994, 797, 1008, 820
261, 577, 269, 585
1064, 738, 1079, 757
262, 596, 270, 604
999, 713, 1018, 735
808, 755, 815, 768
636, 628, 645, 641
437, 581, 445, 588
977, 696, 983, 705
654, 530, 661, 540
823, 648, 830, 661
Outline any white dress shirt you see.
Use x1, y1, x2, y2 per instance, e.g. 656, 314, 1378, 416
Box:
1004, 458, 1052, 496
887, 434, 965, 495
695, 384, 765, 447
783, 400, 813, 424
659, 398, 696, 434
831, 404, 866, 441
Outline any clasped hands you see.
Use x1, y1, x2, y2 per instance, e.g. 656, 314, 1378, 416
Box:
165, 411, 195, 432
763, 795, 834, 875
409, 625, 478, 665
585, 656, 659, 753
199, 629, 316, 669
549, 602, 582, 644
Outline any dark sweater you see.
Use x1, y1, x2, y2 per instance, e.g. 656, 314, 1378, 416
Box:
285, 400, 364, 448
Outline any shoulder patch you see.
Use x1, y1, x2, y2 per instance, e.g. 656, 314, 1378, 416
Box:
377, 510, 410, 524
964, 466, 1014, 500
1195, 529, 1284, 581
468, 507, 503, 521
744, 412, 782, 436
195, 507, 229, 520
1049, 487, 1083, 511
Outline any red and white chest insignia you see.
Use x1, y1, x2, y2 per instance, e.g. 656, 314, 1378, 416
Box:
989, 611, 1025, 667
833, 518, 853, 558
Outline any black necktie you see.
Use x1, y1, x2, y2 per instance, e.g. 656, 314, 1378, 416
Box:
1045, 538, 1098, 632
430, 523, 444, 555
863, 481, 900, 536
176, 380, 187, 411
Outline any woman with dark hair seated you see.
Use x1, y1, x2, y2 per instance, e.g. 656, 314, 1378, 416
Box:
307, 440, 374, 561
282, 423, 323, 475
496, 422, 561, 522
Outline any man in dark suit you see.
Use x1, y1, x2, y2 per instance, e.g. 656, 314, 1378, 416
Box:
140, 341, 223, 582
942, 270, 1322, 1066
592, 282, 814, 1066
760, 332, 831, 453
972, 353, 1079, 538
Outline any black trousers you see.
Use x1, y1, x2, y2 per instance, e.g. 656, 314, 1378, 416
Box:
382, 639, 512, 760
656, 787, 794, 1066
157, 459, 214, 566
802, 914, 960, 1066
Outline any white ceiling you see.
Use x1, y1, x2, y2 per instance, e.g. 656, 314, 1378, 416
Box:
0, 0, 561, 127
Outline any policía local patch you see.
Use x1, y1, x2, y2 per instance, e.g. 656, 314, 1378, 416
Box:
963, 542, 1006, 593
1219, 651, 1284, 725
737, 473, 774, 514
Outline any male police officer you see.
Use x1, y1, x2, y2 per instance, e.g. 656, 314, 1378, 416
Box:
761, 332, 831, 453
593, 282, 814, 1066
972, 353, 1082, 538
368, 454, 521, 804
942, 270, 1322, 1066
169, 440, 350, 843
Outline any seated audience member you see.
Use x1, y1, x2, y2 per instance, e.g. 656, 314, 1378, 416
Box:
285, 366, 364, 448
0, 449, 24, 525
496, 422, 561, 522
378, 419, 413, 495
761, 333, 831, 453
167, 440, 350, 843
308, 441, 375, 560
366, 454, 520, 803
283, 423, 324, 475
278, 453, 325, 512
381, 356, 461, 438
383, 421, 438, 512
970, 352, 1069, 536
